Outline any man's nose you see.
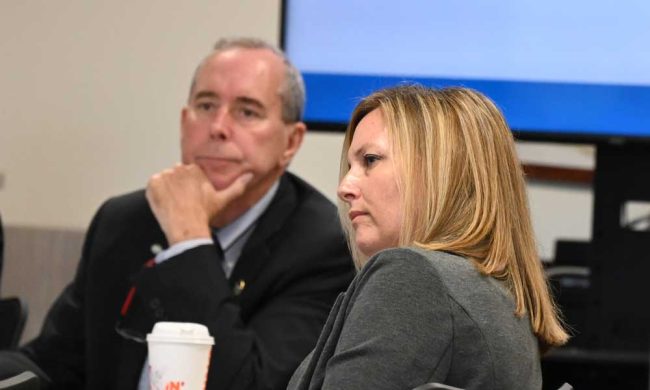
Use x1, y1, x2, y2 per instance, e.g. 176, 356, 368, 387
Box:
209, 108, 231, 140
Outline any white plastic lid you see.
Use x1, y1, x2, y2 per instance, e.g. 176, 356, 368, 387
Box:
146, 322, 214, 345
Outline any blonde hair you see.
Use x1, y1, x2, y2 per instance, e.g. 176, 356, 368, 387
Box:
339, 85, 568, 351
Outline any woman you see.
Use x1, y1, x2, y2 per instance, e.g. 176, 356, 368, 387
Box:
287, 85, 568, 390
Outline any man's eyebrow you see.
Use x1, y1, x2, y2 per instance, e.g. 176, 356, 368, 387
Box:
235, 96, 265, 110
191, 92, 266, 111
192, 91, 218, 100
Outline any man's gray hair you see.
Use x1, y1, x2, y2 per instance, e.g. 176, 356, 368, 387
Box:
189, 37, 305, 123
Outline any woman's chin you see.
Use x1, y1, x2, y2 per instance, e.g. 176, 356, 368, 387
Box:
356, 236, 398, 260
356, 241, 381, 258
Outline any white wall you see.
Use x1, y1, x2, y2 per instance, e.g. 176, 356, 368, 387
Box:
0, 0, 592, 261
0, 0, 281, 228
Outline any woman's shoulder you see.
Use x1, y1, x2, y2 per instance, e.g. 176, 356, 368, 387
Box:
364, 247, 476, 281
352, 248, 454, 304
362, 247, 509, 307
360, 247, 446, 281
353, 248, 469, 303
342, 248, 457, 340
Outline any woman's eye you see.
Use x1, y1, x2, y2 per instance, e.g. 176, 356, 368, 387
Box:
363, 154, 381, 166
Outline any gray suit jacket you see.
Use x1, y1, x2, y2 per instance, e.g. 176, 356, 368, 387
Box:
287, 248, 542, 390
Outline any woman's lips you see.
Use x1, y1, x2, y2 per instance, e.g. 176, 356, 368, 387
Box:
348, 210, 367, 222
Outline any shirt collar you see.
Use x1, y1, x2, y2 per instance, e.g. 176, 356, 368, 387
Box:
215, 179, 280, 251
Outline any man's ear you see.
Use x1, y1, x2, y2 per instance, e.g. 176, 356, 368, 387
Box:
281, 121, 307, 166
179, 106, 192, 164
180, 106, 189, 128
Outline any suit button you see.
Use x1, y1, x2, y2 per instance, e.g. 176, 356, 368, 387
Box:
150, 298, 161, 309
154, 308, 165, 319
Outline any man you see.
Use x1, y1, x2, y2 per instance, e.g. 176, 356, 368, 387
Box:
0, 38, 354, 389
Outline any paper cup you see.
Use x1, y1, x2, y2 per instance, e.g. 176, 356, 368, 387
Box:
147, 322, 214, 390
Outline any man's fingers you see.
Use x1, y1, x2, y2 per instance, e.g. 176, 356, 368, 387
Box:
146, 164, 254, 230
214, 172, 254, 203
145, 172, 164, 206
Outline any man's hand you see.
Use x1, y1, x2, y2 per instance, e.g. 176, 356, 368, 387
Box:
145, 164, 253, 245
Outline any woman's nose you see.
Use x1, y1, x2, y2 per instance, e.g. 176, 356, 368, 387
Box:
337, 173, 359, 203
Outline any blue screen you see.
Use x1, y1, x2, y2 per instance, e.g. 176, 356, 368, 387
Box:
283, 0, 650, 140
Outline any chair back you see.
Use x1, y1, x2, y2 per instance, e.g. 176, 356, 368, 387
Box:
0, 298, 28, 349
413, 382, 572, 390
412, 384, 463, 390
0, 371, 40, 390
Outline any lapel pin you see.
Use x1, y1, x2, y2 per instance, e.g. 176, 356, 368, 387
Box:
233, 279, 246, 296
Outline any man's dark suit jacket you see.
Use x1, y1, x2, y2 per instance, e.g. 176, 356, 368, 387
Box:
14, 172, 355, 389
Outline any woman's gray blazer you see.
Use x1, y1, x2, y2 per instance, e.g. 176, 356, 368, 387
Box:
287, 247, 542, 390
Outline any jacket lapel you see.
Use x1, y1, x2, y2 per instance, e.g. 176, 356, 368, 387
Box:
229, 174, 297, 293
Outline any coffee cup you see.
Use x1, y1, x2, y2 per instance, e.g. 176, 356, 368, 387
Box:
146, 322, 214, 390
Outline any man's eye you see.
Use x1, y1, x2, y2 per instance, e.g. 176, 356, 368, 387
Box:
196, 102, 215, 111
238, 107, 261, 119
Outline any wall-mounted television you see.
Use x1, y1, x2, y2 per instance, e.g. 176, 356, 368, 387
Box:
281, 0, 650, 143
283, 3, 650, 380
